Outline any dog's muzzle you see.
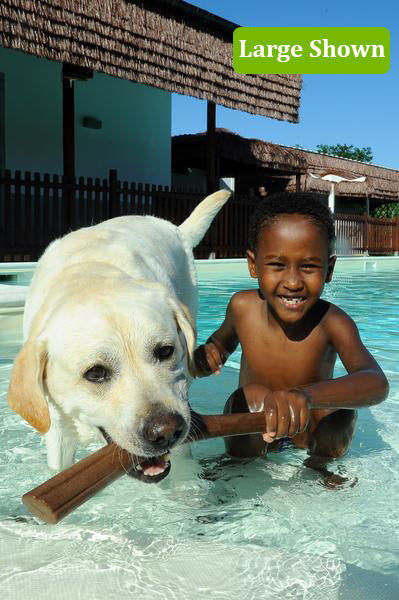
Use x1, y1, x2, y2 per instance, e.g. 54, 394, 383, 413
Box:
99, 409, 188, 484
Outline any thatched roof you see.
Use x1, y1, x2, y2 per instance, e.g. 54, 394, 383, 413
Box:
172, 130, 399, 201
173, 130, 307, 174
0, 0, 301, 122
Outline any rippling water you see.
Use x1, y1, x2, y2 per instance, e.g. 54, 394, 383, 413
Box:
1, 267, 398, 599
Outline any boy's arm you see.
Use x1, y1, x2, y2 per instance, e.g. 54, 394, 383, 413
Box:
193, 295, 240, 377
302, 306, 389, 409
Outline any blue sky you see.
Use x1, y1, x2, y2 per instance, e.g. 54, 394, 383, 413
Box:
172, 0, 398, 169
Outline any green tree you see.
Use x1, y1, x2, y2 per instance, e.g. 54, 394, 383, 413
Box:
372, 203, 399, 218
316, 144, 373, 163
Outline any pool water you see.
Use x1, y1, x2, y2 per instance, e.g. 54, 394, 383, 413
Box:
1, 266, 399, 599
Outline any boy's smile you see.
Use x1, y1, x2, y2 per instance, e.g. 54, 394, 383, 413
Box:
278, 294, 307, 310
247, 214, 335, 326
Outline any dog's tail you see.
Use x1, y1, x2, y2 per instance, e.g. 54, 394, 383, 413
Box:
178, 190, 231, 248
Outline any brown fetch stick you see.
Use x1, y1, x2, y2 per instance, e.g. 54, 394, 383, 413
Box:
22, 411, 267, 524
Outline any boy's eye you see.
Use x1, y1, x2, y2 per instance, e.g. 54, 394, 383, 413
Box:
302, 263, 321, 270
267, 262, 285, 268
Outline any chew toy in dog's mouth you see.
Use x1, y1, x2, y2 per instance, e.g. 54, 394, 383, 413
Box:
99, 427, 172, 483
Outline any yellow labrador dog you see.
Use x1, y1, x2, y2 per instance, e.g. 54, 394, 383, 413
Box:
8, 190, 230, 483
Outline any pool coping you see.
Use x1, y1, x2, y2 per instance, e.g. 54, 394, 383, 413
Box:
0, 262, 37, 274
195, 256, 399, 274
1, 255, 399, 279
195, 256, 399, 264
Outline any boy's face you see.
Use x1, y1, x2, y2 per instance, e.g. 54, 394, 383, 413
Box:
246, 214, 336, 325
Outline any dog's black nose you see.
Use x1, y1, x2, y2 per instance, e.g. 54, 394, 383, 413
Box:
142, 412, 186, 450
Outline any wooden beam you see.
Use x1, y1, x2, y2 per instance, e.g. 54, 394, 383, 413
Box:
0, 73, 5, 171
206, 101, 217, 193
62, 71, 75, 181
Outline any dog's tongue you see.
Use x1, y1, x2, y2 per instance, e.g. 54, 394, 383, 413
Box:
142, 455, 169, 477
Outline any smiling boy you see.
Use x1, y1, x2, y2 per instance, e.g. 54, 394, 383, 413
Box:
194, 192, 388, 481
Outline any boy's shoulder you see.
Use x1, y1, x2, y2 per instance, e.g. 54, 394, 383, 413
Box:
321, 300, 358, 335
229, 289, 260, 311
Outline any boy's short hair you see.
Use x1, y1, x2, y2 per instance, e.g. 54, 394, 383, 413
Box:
248, 192, 335, 254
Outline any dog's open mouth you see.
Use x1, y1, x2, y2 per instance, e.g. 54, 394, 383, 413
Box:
99, 427, 172, 484
132, 453, 172, 483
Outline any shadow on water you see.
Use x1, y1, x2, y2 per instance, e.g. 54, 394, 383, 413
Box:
339, 564, 399, 600
350, 408, 391, 457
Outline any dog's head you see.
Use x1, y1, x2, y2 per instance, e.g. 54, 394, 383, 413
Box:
8, 277, 196, 483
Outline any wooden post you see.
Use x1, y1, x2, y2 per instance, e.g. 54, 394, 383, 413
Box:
62, 67, 75, 230
25, 171, 32, 249
295, 173, 301, 192
365, 195, 370, 254
62, 64, 93, 229
62, 72, 75, 182
363, 213, 369, 255
109, 169, 118, 218
206, 101, 219, 257
0, 73, 5, 172
3, 170, 12, 254
61, 173, 73, 231
395, 216, 399, 255
14, 170, 21, 250
206, 101, 217, 194
32, 172, 41, 253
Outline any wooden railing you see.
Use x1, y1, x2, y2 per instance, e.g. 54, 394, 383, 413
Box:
1, 170, 398, 261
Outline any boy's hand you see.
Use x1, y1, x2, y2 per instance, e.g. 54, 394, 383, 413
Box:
243, 383, 310, 442
193, 342, 225, 377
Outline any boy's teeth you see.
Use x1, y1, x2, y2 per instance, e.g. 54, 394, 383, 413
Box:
282, 296, 303, 304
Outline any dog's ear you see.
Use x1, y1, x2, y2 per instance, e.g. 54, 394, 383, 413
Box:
168, 298, 196, 376
7, 334, 50, 434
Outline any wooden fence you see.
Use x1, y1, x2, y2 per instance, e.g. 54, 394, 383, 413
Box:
1, 170, 398, 261
335, 213, 399, 255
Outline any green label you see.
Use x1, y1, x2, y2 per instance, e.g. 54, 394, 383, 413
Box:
233, 27, 390, 74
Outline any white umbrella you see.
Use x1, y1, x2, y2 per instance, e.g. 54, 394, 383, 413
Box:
309, 172, 366, 212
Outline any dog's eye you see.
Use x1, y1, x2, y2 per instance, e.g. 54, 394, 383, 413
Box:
154, 345, 175, 361
84, 365, 110, 383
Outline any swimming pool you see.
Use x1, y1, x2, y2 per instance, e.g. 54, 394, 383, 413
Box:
1, 261, 398, 599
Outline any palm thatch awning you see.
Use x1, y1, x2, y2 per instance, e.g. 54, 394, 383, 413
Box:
0, 0, 302, 122
173, 130, 307, 174
172, 130, 399, 201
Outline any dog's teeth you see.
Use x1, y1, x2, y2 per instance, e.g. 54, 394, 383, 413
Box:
145, 464, 167, 476
135, 452, 171, 477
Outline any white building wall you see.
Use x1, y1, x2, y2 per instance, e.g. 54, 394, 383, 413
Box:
75, 71, 171, 185
0, 47, 63, 174
0, 47, 171, 185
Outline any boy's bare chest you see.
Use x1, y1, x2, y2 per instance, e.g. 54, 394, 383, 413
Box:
236, 314, 335, 389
